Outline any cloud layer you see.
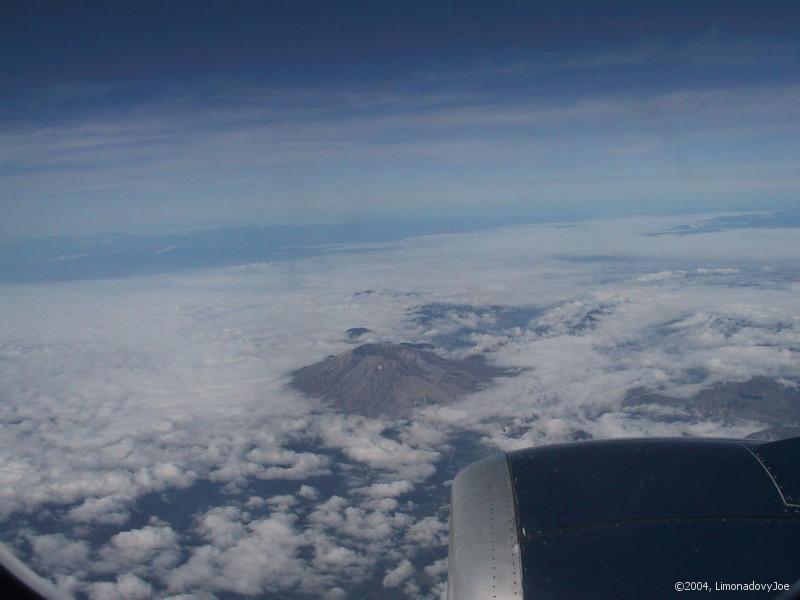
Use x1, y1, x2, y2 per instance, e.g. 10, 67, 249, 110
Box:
1, 214, 799, 598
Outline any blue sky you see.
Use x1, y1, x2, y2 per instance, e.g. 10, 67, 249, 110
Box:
2, 1, 800, 238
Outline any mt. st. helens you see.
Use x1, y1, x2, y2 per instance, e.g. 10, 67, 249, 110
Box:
290, 342, 514, 418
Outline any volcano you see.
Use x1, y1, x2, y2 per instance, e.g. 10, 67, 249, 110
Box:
291, 342, 513, 418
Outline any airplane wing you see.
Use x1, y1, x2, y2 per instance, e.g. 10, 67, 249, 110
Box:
0, 542, 69, 600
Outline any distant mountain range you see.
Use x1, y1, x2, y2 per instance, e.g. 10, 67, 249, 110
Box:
624, 376, 800, 440
291, 342, 514, 418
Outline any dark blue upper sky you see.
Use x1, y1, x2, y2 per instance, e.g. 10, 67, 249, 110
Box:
4, 1, 799, 114
2, 1, 800, 237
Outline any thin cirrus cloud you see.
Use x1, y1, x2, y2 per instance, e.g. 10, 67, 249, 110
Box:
3, 1, 800, 237
3, 68, 800, 237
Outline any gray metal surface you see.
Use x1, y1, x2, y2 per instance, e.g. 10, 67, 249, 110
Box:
448, 453, 523, 600
0, 542, 71, 600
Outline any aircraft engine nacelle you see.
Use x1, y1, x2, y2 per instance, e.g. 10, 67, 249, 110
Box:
448, 437, 800, 600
